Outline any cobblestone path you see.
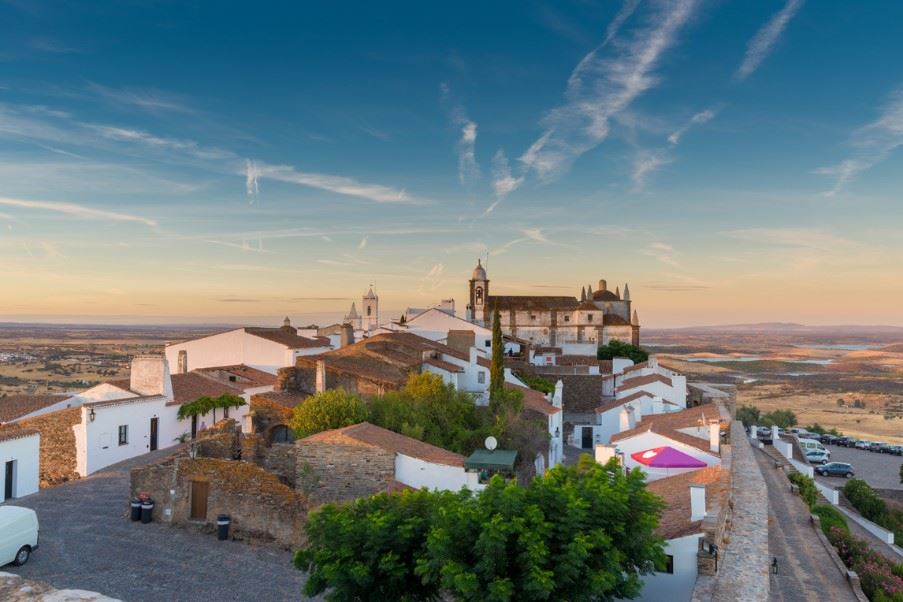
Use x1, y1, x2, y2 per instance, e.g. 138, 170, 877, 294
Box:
755, 450, 858, 601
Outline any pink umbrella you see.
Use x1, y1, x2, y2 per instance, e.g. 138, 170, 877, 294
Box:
631, 446, 706, 468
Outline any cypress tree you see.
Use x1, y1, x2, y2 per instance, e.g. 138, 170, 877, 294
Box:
490, 304, 504, 399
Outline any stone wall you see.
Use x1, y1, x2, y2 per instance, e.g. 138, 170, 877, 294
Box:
248, 396, 292, 434
259, 443, 298, 488
130, 453, 306, 549
556, 375, 605, 412
277, 363, 391, 398
295, 439, 394, 505
19, 407, 81, 488
195, 419, 240, 459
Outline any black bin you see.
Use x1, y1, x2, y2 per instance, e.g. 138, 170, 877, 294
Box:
130, 498, 142, 522
141, 499, 155, 524
217, 514, 230, 541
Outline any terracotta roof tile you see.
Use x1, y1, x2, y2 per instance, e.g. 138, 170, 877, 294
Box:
610, 405, 727, 455
0, 394, 68, 423
595, 390, 656, 413
195, 365, 276, 390
506, 383, 560, 416
245, 327, 330, 349
617, 373, 673, 391
252, 390, 310, 409
301, 422, 465, 467
647, 466, 730, 539
168, 373, 242, 405
0, 424, 39, 444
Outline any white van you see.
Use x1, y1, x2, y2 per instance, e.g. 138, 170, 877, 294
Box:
798, 437, 827, 454
0, 506, 39, 567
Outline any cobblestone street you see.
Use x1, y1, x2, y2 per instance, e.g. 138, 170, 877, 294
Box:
755, 449, 858, 601
3, 449, 310, 602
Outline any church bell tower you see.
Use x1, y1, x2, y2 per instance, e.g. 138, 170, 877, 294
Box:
468, 259, 489, 326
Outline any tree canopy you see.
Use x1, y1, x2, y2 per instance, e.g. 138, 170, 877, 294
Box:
735, 404, 761, 427
289, 388, 368, 438
177, 393, 246, 422
296, 455, 666, 602
596, 340, 648, 364
761, 409, 798, 429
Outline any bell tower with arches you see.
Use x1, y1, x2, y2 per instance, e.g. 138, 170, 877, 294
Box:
468, 259, 489, 326
362, 286, 379, 333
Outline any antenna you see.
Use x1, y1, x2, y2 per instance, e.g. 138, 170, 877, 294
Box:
484, 436, 498, 451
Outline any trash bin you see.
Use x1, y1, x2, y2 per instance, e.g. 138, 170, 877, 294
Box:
141, 499, 155, 524
130, 498, 142, 522
217, 514, 230, 541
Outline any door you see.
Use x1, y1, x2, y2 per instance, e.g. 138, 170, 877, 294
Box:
190, 480, 209, 520
581, 427, 593, 449
4, 461, 14, 500
191, 415, 198, 440
149, 417, 159, 451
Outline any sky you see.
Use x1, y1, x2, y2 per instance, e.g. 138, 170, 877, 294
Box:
1, 0, 902, 328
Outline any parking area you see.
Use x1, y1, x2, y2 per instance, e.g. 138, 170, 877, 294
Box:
814, 444, 903, 491
2, 449, 311, 602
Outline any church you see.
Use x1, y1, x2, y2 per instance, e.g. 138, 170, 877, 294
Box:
465, 260, 640, 354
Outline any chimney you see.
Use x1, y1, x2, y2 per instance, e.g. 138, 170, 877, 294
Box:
315, 360, 327, 394
619, 408, 631, 432
652, 396, 664, 415
709, 420, 721, 453
340, 323, 354, 348
553, 380, 563, 408
177, 349, 188, 374
690, 484, 707, 521
446, 330, 476, 355
594, 444, 616, 465
130, 355, 172, 398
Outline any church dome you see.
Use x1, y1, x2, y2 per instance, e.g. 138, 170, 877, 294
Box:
472, 259, 487, 281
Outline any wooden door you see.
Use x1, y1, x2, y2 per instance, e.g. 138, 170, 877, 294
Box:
190, 480, 209, 520
581, 427, 593, 449
4, 461, 13, 500
149, 417, 159, 451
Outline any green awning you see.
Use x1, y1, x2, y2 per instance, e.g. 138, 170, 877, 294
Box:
465, 449, 518, 472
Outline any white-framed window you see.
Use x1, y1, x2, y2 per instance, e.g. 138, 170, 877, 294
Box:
118, 425, 129, 446
478, 371, 486, 384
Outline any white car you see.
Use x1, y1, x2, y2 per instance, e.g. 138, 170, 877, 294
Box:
806, 450, 830, 465
0, 506, 39, 567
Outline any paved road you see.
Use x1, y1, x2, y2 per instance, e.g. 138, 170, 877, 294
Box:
755, 450, 858, 602
816, 444, 903, 491
2, 449, 310, 602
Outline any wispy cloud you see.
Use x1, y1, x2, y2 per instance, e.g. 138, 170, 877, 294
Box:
723, 228, 851, 250
603, 0, 642, 46
632, 149, 671, 191
736, 0, 804, 81
204, 238, 271, 253
519, 0, 697, 182
668, 108, 716, 145
0, 196, 157, 226
358, 235, 368, 249
522, 227, 549, 243
247, 161, 430, 205
643, 241, 679, 266
816, 88, 903, 195
86, 83, 194, 114
86, 124, 231, 160
488, 150, 523, 211
245, 159, 260, 201
454, 111, 480, 185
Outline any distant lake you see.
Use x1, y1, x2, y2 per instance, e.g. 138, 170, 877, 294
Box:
795, 344, 879, 350
681, 355, 834, 365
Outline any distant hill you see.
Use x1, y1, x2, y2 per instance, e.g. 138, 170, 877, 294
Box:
647, 323, 903, 335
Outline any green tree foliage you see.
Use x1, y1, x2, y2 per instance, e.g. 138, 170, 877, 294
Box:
596, 339, 648, 364
177, 393, 246, 423
760, 409, 798, 429
516, 373, 555, 395
297, 455, 666, 602
289, 388, 368, 438
805, 423, 826, 435
813, 504, 848, 536
788, 472, 818, 509
843, 478, 888, 525
490, 305, 505, 401
368, 373, 484, 455
735, 404, 761, 427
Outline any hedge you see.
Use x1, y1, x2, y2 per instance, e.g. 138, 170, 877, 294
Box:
813, 504, 848, 536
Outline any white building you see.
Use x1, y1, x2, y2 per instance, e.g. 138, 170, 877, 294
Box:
604, 357, 687, 408
572, 392, 681, 450
301, 422, 483, 492
164, 321, 331, 375
395, 307, 493, 352
0, 429, 40, 500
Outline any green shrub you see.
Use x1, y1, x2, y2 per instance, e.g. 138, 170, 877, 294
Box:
813, 504, 848, 536
788, 471, 818, 509
843, 478, 888, 524
597, 340, 648, 363
516, 373, 555, 395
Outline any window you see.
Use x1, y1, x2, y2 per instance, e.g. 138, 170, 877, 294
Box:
478, 371, 486, 384
475, 287, 483, 304
587, 314, 593, 322
664, 555, 674, 574
118, 425, 128, 446
530, 314, 537, 321
367, 306, 372, 316
563, 315, 570, 322
484, 340, 491, 347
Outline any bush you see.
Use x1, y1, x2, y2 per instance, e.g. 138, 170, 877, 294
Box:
516, 373, 555, 395
761, 409, 797, 429
844, 478, 888, 524
289, 388, 368, 437
735, 405, 761, 427
813, 504, 848, 536
788, 471, 818, 509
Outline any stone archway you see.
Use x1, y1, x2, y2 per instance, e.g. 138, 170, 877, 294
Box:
266, 424, 295, 445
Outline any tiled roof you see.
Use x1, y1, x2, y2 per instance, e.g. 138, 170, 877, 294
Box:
621, 361, 680, 375
618, 373, 673, 391
603, 313, 630, 326
245, 327, 329, 349
86, 394, 167, 409
647, 466, 730, 539
486, 295, 579, 311
302, 422, 465, 467
591, 289, 620, 301
595, 390, 656, 413
298, 332, 469, 387
252, 390, 310, 409
0, 394, 68, 423
168, 373, 242, 405
423, 357, 464, 373
506, 383, 560, 416
195, 365, 276, 390
610, 405, 727, 455
0, 424, 39, 444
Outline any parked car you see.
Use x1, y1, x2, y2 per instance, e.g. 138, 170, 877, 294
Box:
868, 442, 886, 452
855, 440, 872, 450
757, 427, 773, 444
806, 450, 830, 464
843, 437, 859, 448
834, 436, 852, 447
819, 434, 836, 444
798, 438, 828, 454
875, 443, 893, 453
815, 462, 855, 478
0, 506, 39, 567
888, 445, 903, 456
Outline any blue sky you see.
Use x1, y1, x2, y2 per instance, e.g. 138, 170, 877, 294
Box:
1, 0, 902, 326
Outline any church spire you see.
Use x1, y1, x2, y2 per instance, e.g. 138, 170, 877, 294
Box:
631, 309, 640, 325
623, 283, 631, 301
580, 286, 586, 302
586, 283, 593, 297
615, 285, 620, 299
